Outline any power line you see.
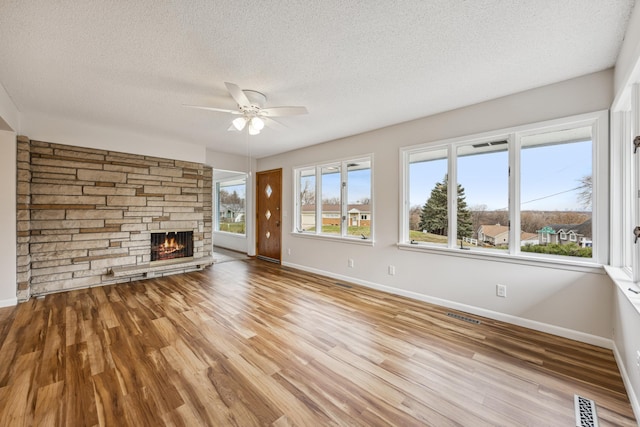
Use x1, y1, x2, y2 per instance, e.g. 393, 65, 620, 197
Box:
493, 186, 583, 211
521, 186, 582, 205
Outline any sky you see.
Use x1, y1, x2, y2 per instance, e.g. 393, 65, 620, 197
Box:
219, 182, 246, 199
316, 168, 372, 203
410, 140, 592, 211
300, 139, 591, 211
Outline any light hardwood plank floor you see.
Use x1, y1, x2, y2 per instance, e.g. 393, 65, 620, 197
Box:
0, 258, 635, 426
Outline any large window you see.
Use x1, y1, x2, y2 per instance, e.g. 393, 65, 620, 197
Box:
402, 111, 608, 265
295, 157, 372, 240
216, 177, 246, 235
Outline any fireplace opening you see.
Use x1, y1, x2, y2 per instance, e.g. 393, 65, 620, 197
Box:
151, 231, 194, 262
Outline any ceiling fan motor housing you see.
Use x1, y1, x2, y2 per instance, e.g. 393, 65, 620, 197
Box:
242, 90, 266, 110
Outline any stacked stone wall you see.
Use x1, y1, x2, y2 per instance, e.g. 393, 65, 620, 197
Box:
21, 138, 212, 296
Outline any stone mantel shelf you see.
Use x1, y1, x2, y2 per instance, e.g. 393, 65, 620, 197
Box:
110, 257, 214, 278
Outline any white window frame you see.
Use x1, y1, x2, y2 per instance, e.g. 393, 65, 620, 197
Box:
399, 110, 608, 270
293, 155, 374, 244
559, 231, 567, 240
611, 84, 640, 282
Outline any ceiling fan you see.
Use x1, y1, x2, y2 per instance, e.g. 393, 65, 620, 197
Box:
185, 82, 308, 135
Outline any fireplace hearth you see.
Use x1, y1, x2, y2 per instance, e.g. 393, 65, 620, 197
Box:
151, 231, 194, 262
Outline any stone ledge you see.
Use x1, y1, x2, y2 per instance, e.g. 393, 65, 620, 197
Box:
110, 257, 213, 278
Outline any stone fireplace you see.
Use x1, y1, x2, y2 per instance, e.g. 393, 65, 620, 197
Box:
16, 137, 213, 300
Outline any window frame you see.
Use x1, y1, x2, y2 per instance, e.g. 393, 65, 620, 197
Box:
293, 155, 374, 244
399, 110, 608, 270
611, 84, 640, 282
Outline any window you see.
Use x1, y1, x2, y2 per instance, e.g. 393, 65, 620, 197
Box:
611, 83, 639, 280
215, 177, 246, 235
407, 148, 448, 246
299, 168, 316, 232
295, 156, 372, 240
402, 111, 607, 264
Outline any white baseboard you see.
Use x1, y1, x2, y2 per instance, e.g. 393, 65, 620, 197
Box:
283, 261, 613, 349
612, 343, 640, 422
0, 297, 17, 308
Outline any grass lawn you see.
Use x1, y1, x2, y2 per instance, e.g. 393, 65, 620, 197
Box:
305, 225, 371, 238
219, 222, 245, 234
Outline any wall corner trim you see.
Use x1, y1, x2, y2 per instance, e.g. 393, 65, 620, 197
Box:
613, 342, 640, 422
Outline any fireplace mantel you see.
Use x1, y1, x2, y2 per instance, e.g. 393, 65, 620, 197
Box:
110, 256, 214, 279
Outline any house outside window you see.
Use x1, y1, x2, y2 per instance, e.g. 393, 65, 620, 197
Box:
401, 111, 607, 264
295, 156, 373, 240
215, 178, 246, 235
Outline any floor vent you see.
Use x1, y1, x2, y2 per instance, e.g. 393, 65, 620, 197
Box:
334, 282, 353, 289
446, 312, 480, 324
574, 394, 599, 427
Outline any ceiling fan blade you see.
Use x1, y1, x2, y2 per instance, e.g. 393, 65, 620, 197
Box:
260, 106, 308, 117
183, 104, 241, 114
224, 82, 251, 108
262, 117, 287, 131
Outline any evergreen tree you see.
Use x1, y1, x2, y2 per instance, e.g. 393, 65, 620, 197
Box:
419, 175, 473, 238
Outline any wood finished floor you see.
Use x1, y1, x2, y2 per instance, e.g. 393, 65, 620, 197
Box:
0, 258, 635, 426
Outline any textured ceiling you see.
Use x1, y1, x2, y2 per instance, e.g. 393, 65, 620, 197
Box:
0, 1, 635, 158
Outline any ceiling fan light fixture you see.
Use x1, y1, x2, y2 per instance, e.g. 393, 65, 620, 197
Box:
232, 117, 247, 131
248, 123, 261, 135
250, 116, 265, 131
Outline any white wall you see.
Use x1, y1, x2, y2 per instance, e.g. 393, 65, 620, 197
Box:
0, 130, 17, 306
615, 1, 640, 101
206, 149, 257, 256
258, 69, 615, 345
22, 112, 206, 163
0, 82, 19, 132
0, 85, 19, 307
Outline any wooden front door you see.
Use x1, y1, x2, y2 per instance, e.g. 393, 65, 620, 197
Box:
256, 169, 282, 263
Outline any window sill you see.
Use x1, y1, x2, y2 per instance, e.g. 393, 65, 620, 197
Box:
213, 231, 246, 238
291, 232, 374, 246
603, 266, 640, 315
397, 242, 604, 274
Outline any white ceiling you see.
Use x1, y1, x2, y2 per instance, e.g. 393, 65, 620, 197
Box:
0, 1, 635, 158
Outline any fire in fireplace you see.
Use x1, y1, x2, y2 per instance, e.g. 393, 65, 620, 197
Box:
151, 231, 194, 262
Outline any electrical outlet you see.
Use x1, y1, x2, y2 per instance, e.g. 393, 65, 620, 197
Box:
348, 258, 354, 268
388, 265, 395, 276
287, 248, 291, 255
636, 350, 640, 370
496, 284, 507, 298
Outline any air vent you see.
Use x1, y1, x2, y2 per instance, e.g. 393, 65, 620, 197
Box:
574, 395, 599, 427
334, 282, 353, 289
472, 140, 508, 148
446, 312, 481, 324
